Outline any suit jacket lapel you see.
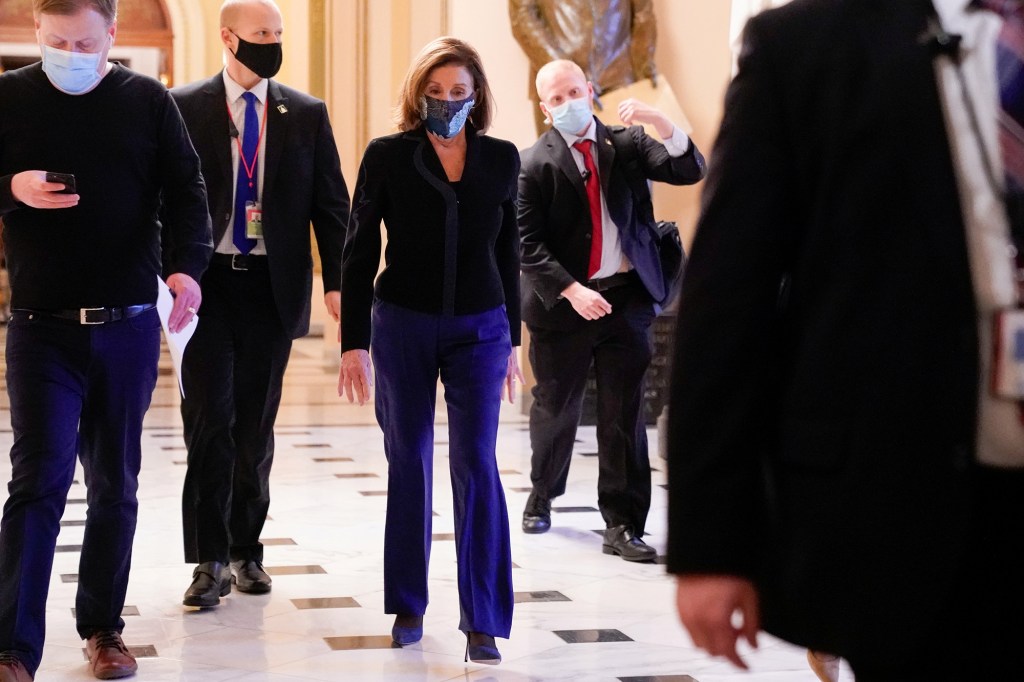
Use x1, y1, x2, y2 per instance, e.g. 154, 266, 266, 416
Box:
204, 74, 233, 198
595, 120, 616, 199
543, 128, 589, 207
263, 81, 289, 207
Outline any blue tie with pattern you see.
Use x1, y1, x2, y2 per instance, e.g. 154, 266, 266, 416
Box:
233, 91, 260, 254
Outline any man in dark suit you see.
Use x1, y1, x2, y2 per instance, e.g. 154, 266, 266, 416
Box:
169, 0, 349, 607
667, 0, 1024, 679
518, 59, 705, 561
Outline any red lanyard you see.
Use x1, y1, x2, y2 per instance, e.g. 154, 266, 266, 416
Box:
226, 97, 268, 191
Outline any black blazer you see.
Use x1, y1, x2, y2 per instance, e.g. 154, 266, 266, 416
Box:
667, 0, 978, 668
517, 118, 706, 330
169, 73, 349, 339
340, 125, 521, 352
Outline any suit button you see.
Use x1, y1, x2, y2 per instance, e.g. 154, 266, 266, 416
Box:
585, 232, 591, 239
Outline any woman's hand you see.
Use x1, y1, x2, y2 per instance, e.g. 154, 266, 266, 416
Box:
338, 349, 373, 405
503, 350, 526, 403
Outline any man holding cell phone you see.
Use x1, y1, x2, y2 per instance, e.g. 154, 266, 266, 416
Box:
0, 1, 212, 679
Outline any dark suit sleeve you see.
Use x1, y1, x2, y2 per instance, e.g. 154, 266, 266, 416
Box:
159, 91, 213, 281
518, 155, 577, 308
665, 14, 794, 578
632, 124, 707, 186
309, 102, 349, 294
340, 140, 385, 352
498, 145, 522, 345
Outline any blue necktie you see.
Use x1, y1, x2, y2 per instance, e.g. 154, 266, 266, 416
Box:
233, 91, 260, 254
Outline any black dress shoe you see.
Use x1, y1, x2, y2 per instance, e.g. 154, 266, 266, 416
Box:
602, 525, 656, 562
230, 559, 272, 594
183, 561, 231, 607
521, 492, 551, 534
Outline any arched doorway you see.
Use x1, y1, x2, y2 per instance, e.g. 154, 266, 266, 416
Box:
0, 0, 175, 85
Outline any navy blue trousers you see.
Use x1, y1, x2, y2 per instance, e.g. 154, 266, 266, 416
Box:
0, 308, 160, 677
371, 300, 514, 639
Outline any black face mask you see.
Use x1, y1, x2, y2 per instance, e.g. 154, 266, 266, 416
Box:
231, 31, 282, 79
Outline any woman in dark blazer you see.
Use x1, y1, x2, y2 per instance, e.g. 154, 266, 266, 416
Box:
338, 36, 522, 665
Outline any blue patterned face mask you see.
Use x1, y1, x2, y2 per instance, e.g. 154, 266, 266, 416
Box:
41, 44, 103, 94
422, 95, 475, 138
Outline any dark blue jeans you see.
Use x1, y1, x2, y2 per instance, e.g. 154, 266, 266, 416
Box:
0, 308, 160, 676
371, 300, 514, 639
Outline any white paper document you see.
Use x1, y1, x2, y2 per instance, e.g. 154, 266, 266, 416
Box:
156, 276, 198, 398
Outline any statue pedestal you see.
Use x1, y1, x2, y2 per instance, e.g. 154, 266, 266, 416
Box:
592, 78, 692, 135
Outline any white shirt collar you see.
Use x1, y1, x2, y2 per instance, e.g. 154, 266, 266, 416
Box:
222, 69, 269, 105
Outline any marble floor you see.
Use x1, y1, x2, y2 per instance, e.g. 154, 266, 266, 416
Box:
0, 328, 853, 681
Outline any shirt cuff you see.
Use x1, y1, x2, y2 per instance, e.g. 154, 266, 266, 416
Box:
662, 126, 691, 157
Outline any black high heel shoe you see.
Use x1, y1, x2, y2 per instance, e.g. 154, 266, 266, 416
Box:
464, 632, 501, 664
391, 614, 423, 646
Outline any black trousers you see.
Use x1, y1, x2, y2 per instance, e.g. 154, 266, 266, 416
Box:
526, 280, 656, 534
850, 465, 1024, 681
180, 264, 292, 564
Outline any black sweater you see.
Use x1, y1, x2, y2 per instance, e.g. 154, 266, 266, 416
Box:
0, 63, 212, 309
341, 125, 521, 351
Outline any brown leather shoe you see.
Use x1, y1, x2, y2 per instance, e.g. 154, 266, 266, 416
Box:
0, 652, 32, 682
85, 630, 137, 680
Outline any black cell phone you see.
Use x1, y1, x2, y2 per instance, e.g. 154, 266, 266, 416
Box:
45, 172, 76, 194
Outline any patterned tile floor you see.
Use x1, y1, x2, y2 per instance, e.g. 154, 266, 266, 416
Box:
0, 324, 852, 681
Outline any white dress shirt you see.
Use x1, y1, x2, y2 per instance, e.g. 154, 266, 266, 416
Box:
556, 118, 690, 280
219, 70, 269, 256
933, 0, 1024, 466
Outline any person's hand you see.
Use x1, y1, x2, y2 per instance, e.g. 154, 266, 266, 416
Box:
676, 575, 760, 670
165, 273, 201, 334
10, 170, 79, 210
324, 291, 341, 323
618, 98, 674, 139
503, 350, 526, 403
562, 282, 612, 320
339, 349, 372, 405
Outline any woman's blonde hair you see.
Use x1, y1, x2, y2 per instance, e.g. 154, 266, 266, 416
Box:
394, 37, 494, 134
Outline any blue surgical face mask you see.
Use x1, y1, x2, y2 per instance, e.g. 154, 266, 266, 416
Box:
422, 95, 475, 139
41, 44, 104, 95
547, 96, 593, 136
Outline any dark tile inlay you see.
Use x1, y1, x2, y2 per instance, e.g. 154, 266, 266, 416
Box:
56, 544, 83, 553
553, 628, 633, 644
260, 538, 297, 546
293, 443, 331, 448
61, 574, 78, 583
324, 635, 396, 651
578, 451, 598, 457
173, 460, 187, 465
67, 498, 87, 505
660, 484, 669, 490
292, 597, 360, 610
334, 473, 379, 479
81, 645, 157, 661
514, 590, 570, 603
619, 676, 698, 682
265, 565, 326, 576
432, 532, 455, 541
60, 520, 86, 527
498, 469, 521, 475
313, 457, 354, 463
510, 487, 533, 493
359, 490, 388, 496
553, 506, 599, 513
159, 446, 187, 451
72, 606, 139, 618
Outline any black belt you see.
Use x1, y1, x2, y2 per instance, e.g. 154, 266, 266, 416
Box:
13, 304, 155, 325
586, 270, 638, 292
211, 253, 269, 271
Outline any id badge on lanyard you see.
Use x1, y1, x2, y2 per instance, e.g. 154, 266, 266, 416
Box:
992, 308, 1024, 399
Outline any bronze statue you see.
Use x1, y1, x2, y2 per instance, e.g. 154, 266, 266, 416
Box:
510, 0, 657, 133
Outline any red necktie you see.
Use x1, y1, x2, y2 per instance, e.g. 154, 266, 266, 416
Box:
573, 139, 603, 279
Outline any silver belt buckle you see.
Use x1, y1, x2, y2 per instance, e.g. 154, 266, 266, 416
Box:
79, 307, 105, 325
231, 254, 247, 271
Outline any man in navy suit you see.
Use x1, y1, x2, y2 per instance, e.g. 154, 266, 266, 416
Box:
517, 59, 705, 560
167, 0, 349, 607
667, 0, 1024, 678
